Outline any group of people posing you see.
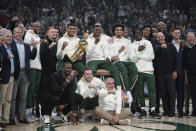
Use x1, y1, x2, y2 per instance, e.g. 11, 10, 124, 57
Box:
0, 21, 196, 127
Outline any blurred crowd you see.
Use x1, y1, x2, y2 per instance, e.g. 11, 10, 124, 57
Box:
0, 0, 196, 37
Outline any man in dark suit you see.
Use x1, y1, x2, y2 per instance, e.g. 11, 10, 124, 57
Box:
0, 29, 15, 127
9, 27, 37, 124
171, 28, 185, 117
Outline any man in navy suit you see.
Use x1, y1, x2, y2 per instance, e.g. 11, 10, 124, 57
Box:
0, 29, 15, 127
9, 27, 37, 124
171, 28, 185, 117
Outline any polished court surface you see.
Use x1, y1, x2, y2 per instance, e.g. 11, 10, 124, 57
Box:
2, 116, 196, 131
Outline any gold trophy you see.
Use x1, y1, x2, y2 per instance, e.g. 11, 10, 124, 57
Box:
68, 40, 88, 63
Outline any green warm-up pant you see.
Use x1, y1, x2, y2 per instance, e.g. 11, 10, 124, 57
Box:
26, 69, 41, 108
122, 61, 138, 91
137, 72, 156, 108
87, 60, 121, 87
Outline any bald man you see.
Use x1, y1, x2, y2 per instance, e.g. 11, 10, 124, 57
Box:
95, 78, 131, 125
155, 32, 177, 117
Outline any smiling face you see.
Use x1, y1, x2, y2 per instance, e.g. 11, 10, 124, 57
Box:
156, 32, 165, 45
13, 27, 24, 42
93, 26, 101, 38
172, 29, 181, 40
62, 63, 72, 77
142, 27, 151, 39
67, 25, 75, 37
47, 28, 56, 40
33, 23, 41, 34
83, 69, 93, 82
114, 27, 123, 38
186, 32, 196, 46
106, 78, 115, 91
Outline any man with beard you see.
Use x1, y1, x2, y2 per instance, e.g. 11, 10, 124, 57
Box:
157, 22, 172, 43
129, 29, 160, 119
42, 62, 81, 125
75, 67, 106, 122
155, 32, 177, 118
57, 23, 85, 78
24, 22, 43, 122
86, 24, 122, 91
107, 24, 137, 105
95, 78, 131, 125
184, 32, 196, 116
39, 27, 58, 124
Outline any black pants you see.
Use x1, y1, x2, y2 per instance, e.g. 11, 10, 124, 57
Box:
188, 74, 196, 114
158, 74, 176, 114
41, 90, 82, 116
175, 73, 185, 114
155, 73, 160, 113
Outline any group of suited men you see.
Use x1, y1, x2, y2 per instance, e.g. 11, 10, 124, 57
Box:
0, 20, 196, 127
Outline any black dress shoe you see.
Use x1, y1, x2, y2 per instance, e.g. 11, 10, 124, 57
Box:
19, 120, 29, 124
178, 112, 184, 117
9, 119, 16, 125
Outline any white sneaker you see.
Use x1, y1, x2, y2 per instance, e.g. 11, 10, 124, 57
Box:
119, 119, 131, 125
57, 112, 68, 122
100, 119, 109, 125
133, 112, 141, 117
43, 115, 50, 125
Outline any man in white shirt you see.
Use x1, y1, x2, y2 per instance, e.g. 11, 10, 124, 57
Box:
86, 24, 122, 91
108, 24, 138, 94
57, 23, 85, 78
24, 22, 42, 122
129, 29, 160, 119
75, 67, 106, 122
95, 78, 131, 125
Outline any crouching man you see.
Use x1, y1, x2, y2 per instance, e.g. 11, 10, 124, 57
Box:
95, 78, 131, 125
42, 62, 82, 125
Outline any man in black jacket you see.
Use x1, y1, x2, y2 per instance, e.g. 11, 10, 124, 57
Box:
41, 62, 82, 125
155, 32, 177, 117
184, 32, 196, 116
171, 28, 185, 117
39, 27, 58, 122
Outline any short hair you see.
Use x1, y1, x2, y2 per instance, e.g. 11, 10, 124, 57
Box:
0, 28, 8, 36
64, 62, 72, 66
2, 30, 12, 38
84, 66, 92, 71
105, 77, 114, 84
13, 26, 24, 33
94, 24, 101, 29
32, 21, 41, 27
67, 23, 77, 28
112, 24, 124, 34
172, 27, 181, 32
133, 28, 141, 37
157, 21, 165, 26
46, 26, 56, 32
142, 24, 152, 31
